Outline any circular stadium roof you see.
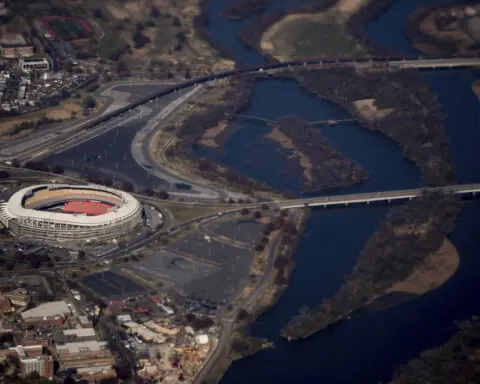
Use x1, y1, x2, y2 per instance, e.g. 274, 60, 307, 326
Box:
5, 184, 141, 226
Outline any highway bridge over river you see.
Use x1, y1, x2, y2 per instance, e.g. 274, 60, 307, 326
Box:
272, 183, 480, 209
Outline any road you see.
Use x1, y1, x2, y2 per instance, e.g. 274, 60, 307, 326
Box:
193, 215, 284, 384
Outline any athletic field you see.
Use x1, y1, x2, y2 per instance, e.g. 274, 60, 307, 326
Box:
40, 16, 92, 40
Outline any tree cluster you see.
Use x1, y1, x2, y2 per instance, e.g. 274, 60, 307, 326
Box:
391, 317, 480, 384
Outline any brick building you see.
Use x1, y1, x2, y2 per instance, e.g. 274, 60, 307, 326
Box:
20, 356, 54, 379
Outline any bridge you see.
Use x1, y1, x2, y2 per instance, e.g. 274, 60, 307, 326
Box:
226, 113, 357, 127
270, 183, 480, 209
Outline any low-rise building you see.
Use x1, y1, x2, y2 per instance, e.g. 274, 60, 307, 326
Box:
22, 301, 71, 320
77, 365, 116, 382
19, 57, 50, 72
0, 32, 34, 59
56, 340, 115, 370
21, 301, 71, 329
116, 314, 132, 325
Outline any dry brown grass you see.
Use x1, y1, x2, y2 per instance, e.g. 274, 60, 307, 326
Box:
266, 128, 313, 183
353, 98, 395, 121
387, 238, 459, 295
198, 120, 228, 148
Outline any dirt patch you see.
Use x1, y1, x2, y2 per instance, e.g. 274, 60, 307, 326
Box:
336, 0, 372, 14
353, 98, 395, 121
386, 238, 459, 295
0, 101, 85, 138
266, 127, 313, 183
198, 120, 228, 148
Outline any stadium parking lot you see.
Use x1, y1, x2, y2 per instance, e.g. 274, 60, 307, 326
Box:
82, 270, 146, 300
205, 218, 264, 245
168, 232, 249, 265
127, 250, 215, 289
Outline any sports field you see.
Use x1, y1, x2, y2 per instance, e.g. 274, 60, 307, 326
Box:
41, 16, 92, 40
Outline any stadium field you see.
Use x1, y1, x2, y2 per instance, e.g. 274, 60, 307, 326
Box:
41, 16, 92, 40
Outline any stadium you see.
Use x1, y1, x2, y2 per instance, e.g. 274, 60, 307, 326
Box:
0, 184, 142, 244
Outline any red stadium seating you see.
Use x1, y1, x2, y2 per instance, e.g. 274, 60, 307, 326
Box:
63, 201, 113, 216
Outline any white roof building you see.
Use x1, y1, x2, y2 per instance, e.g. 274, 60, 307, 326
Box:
56, 340, 108, 354
116, 314, 132, 324
195, 334, 209, 345
63, 328, 96, 338
21, 301, 71, 320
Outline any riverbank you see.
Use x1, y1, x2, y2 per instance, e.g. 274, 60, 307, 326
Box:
405, 4, 480, 57
237, 0, 394, 60
221, 0, 272, 21
282, 192, 462, 340
199, 207, 310, 383
259, 0, 372, 60
390, 316, 480, 383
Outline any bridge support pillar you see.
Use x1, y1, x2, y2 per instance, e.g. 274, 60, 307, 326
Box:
388, 199, 391, 203
366, 201, 370, 205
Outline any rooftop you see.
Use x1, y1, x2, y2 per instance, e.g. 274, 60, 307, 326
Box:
56, 340, 108, 354
21, 301, 71, 320
63, 328, 96, 338
0, 33, 26, 46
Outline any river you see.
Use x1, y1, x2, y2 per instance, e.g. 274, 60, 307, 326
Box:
201, 0, 480, 383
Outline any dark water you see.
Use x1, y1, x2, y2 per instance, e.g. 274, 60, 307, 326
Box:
196, 78, 420, 194
203, 0, 480, 383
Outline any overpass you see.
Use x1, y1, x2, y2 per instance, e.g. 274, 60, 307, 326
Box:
272, 183, 480, 209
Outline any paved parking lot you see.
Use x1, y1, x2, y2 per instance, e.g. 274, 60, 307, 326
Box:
127, 250, 215, 288
82, 271, 146, 299
206, 219, 264, 245
169, 232, 246, 265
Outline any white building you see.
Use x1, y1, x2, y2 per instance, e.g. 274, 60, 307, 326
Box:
19, 57, 50, 72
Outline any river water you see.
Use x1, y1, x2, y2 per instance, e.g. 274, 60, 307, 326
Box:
202, 0, 480, 383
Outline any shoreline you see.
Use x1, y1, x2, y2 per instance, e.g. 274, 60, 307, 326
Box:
237, 0, 394, 58
404, 4, 480, 57
197, 207, 310, 384
282, 193, 462, 341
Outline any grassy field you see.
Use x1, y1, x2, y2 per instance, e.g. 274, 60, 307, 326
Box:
272, 19, 367, 59
49, 19, 84, 37
99, 31, 128, 60
154, 202, 226, 223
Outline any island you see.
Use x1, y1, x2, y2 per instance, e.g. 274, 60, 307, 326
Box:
267, 116, 368, 192
221, 0, 272, 21
282, 191, 461, 340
